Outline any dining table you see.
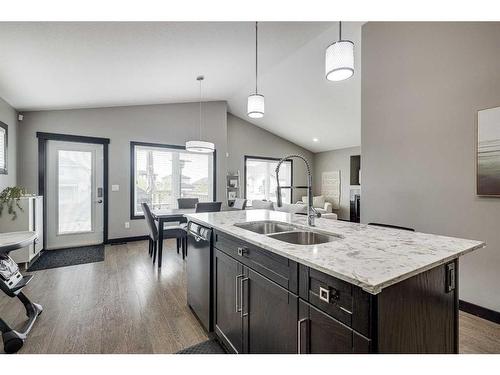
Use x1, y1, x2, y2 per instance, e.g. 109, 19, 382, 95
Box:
151, 206, 238, 265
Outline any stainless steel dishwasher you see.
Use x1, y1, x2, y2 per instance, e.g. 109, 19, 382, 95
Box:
186, 221, 213, 332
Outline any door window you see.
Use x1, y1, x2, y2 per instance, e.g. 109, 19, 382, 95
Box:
57, 150, 93, 234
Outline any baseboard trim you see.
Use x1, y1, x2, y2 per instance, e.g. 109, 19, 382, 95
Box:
459, 300, 500, 324
106, 235, 149, 245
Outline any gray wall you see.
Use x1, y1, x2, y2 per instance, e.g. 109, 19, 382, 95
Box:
314, 146, 361, 220
0, 98, 17, 191
227, 113, 313, 203
362, 22, 500, 311
18, 101, 227, 239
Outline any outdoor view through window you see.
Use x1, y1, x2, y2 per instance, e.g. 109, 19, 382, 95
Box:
133, 144, 214, 216
245, 157, 292, 204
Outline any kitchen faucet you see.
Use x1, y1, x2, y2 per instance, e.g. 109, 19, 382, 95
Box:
275, 154, 320, 226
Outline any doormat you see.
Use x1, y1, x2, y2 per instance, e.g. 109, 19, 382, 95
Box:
176, 339, 227, 354
27, 244, 105, 271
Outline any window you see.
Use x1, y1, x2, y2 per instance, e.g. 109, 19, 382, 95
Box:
245, 156, 292, 205
58, 150, 92, 234
0, 122, 7, 174
131, 142, 214, 218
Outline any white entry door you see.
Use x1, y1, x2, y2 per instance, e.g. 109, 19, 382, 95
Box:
46, 140, 104, 250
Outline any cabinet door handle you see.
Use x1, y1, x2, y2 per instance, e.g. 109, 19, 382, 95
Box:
297, 318, 309, 354
235, 274, 244, 313
446, 262, 455, 293
240, 277, 249, 318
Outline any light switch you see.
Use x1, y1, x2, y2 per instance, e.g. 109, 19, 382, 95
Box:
111, 185, 120, 191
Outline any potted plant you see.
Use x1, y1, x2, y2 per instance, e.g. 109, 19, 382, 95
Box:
0, 186, 28, 220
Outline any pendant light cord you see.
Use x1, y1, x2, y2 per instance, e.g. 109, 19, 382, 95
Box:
255, 21, 258, 94
199, 77, 203, 139
339, 21, 342, 41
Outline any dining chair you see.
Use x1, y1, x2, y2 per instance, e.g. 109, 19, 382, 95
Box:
141, 202, 159, 259
368, 222, 415, 232
161, 216, 188, 261
232, 198, 247, 210
142, 203, 188, 266
195, 202, 222, 213
177, 198, 199, 209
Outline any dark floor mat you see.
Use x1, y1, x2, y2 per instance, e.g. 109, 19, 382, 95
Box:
176, 339, 227, 354
27, 245, 105, 271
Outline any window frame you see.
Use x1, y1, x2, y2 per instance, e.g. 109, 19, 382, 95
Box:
130, 141, 216, 220
0, 121, 8, 175
244, 155, 294, 205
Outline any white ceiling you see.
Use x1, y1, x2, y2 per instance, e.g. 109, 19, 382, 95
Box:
0, 22, 362, 152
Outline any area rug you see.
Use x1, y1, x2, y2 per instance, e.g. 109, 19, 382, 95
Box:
27, 244, 105, 271
176, 339, 227, 354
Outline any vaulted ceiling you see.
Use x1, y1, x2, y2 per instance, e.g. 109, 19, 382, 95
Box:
0, 22, 362, 152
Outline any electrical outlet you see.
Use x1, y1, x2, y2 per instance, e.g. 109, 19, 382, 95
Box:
111, 184, 119, 191
124, 222, 130, 229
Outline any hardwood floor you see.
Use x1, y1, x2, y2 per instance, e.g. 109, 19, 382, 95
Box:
459, 311, 500, 354
1, 239, 499, 354
0, 240, 207, 354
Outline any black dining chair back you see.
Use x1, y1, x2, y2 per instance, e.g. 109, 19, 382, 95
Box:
232, 198, 247, 210
142, 203, 158, 240
195, 202, 222, 213
177, 198, 199, 209
368, 222, 415, 232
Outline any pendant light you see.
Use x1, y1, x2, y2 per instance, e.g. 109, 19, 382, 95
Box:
185, 75, 215, 153
325, 21, 354, 82
247, 22, 264, 118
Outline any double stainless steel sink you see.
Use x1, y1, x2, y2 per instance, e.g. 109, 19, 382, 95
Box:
234, 220, 341, 245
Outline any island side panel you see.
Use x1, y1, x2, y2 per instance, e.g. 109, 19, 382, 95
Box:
376, 259, 458, 353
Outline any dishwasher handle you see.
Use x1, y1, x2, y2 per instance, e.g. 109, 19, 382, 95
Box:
190, 233, 203, 242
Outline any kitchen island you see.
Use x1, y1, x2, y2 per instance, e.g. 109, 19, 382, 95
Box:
185, 209, 485, 354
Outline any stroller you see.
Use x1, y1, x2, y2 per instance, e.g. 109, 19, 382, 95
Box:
0, 232, 43, 354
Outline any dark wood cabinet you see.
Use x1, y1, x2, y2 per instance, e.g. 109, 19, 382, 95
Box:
245, 269, 298, 353
213, 230, 458, 354
215, 248, 298, 353
214, 249, 244, 353
214, 231, 298, 293
298, 300, 370, 354
299, 264, 372, 338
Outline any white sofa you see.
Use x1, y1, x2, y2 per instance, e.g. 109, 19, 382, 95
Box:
249, 199, 337, 220
296, 195, 333, 214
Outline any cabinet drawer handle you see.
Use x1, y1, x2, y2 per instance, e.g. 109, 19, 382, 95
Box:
235, 274, 244, 313
240, 277, 249, 318
339, 306, 353, 315
297, 318, 309, 354
237, 247, 248, 257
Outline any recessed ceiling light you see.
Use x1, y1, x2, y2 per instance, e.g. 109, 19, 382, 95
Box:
313, 138, 319, 142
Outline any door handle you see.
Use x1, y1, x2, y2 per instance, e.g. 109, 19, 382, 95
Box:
240, 277, 249, 318
235, 274, 244, 313
297, 318, 309, 354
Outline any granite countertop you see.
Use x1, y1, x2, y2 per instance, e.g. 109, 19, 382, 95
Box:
185, 210, 485, 294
